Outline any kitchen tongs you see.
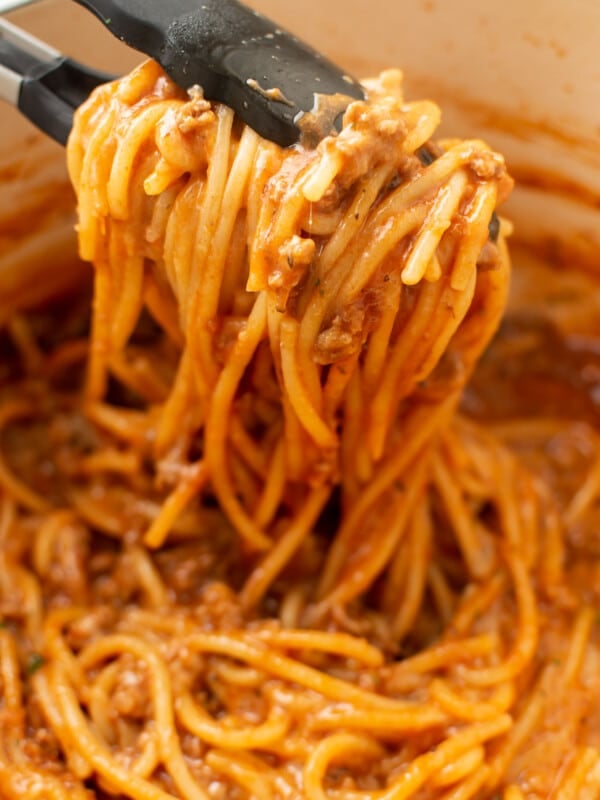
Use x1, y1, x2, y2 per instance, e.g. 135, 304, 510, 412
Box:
0, 0, 365, 146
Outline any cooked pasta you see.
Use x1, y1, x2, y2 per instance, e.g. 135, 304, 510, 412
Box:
0, 57, 598, 799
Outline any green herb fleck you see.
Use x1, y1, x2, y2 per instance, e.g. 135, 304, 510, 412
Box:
105, 17, 111, 24
0, 621, 7, 630
26, 653, 44, 676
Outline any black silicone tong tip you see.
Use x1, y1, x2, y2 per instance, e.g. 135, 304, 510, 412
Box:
72, 0, 365, 147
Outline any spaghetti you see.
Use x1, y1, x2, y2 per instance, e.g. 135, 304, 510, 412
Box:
0, 58, 598, 799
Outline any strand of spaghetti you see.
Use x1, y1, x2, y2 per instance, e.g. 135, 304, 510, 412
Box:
360, 271, 405, 394
143, 460, 208, 548
493, 447, 523, 553
240, 486, 330, 609
429, 747, 485, 789
33, 669, 94, 781
205, 749, 275, 800
554, 747, 600, 800
42, 663, 179, 800
214, 661, 264, 688
432, 453, 495, 579
539, 499, 566, 596
436, 764, 490, 800
205, 292, 271, 550
458, 548, 538, 686
561, 606, 594, 685
304, 733, 384, 800
450, 182, 497, 290
229, 417, 269, 479
449, 573, 505, 635
514, 469, 540, 571
31, 511, 76, 585
323, 450, 430, 607
265, 301, 305, 483
339, 367, 363, 500
0, 402, 50, 513
402, 100, 442, 152
77, 634, 208, 800
365, 140, 495, 234
177, 694, 289, 749
565, 449, 600, 524
369, 269, 477, 462
79, 446, 140, 476
322, 352, 361, 428
121, 608, 196, 637
85, 260, 116, 400
163, 178, 203, 312
219, 214, 252, 311
7, 315, 43, 374
108, 345, 171, 404
146, 181, 183, 247
334, 203, 430, 305
118, 58, 166, 104
108, 227, 145, 352
279, 315, 336, 449
378, 717, 511, 800
15, 566, 43, 643
86, 660, 160, 778
310, 706, 447, 732
45, 338, 89, 376
386, 635, 498, 690
430, 679, 515, 722
85, 403, 150, 446
154, 347, 195, 456
486, 674, 546, 789
318, 394, 456, 597
301, 147, 344, 203
351, 364, 374, 485
192, 125, 259, 386
143, 272, 185, 346
65, 79, 101, 190
183, 633, 419, 711
0, 633, 22, 724
295, 166, 394, 390
253, 438, 286, 529
69, 102, 117, 261
364, 278, 445, 460
388, 495, 432, 636
184, 104, 234, 331
127, 545, 170, 608
252, 629, 384, 667
402, 171, 468, 285
107, 101, 179, 221
319, 166, 394, 278
86, 660, 125, 741
278, 587, 308, 629
68, 487, 128, 538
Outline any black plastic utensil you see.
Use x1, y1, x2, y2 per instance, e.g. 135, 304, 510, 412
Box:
72, 0, 365, 146
0, 17, 111, 144
1, 0, 364, 146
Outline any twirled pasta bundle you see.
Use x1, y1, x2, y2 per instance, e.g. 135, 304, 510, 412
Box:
67, 61, 512, 609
